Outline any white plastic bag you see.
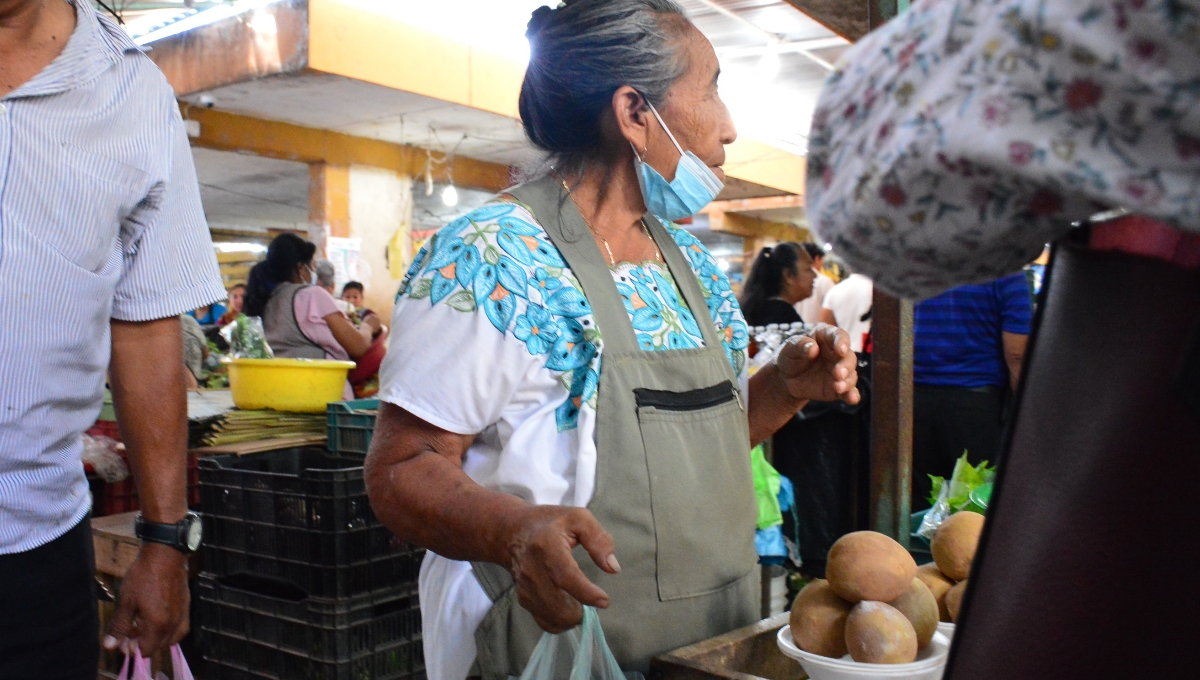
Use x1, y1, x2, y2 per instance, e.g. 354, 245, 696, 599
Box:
117, 644, 194, 680
515, 606, 634, 680
82, 434, 129, 483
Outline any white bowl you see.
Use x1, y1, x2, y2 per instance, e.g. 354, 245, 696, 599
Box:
937, 622, 955, 640
777, 625, 950, 680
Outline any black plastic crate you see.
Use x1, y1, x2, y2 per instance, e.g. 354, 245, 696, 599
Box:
197, 573, 424, 680
199, 447, 424, 598
327, 399, 379, 457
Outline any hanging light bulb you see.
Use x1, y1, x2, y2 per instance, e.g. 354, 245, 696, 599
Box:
758, 44, 781, 81
442, 184, 459, 207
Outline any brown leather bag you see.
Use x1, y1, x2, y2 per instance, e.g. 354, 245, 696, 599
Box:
944, 240, 1200, 679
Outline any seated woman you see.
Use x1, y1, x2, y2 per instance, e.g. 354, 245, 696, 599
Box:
243, 234, 382, 398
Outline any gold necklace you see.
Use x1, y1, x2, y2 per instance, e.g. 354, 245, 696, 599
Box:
558, 176, 662, 267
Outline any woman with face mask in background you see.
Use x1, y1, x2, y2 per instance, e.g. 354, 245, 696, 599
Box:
362, 3, 860, 679
243, 234, 381, 398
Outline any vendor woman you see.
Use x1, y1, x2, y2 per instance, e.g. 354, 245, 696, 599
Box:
364, 1, 859, 678
243, 233, 381, 394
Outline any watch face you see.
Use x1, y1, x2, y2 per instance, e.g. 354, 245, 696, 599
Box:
186, 515, 203, 552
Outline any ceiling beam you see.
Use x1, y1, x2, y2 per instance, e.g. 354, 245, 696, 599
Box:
706, 195, 805, 214
781, 0, 877, 42
181, 105, 513, 193
706, 211, 810, 243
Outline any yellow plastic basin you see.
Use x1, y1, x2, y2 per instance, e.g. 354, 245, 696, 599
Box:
227, 358, 355, 413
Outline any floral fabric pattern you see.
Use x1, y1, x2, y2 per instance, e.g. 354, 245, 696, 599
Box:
398, 200, 748, 430
807, 0, 1200, 300
613, 262, 705, 351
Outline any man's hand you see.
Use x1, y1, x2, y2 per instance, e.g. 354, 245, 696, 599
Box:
103, 543, 190, 656
505, 506, 620, 633
776, 324, 861, 405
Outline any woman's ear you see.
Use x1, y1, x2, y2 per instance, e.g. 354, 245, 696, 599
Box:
611, 86, 652, 154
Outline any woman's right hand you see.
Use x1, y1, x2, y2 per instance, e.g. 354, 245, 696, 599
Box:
505, 505, 620, 633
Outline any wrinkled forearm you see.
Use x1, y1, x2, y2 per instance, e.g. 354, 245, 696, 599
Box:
364, 403, 530, 567
747, 362, 807, 447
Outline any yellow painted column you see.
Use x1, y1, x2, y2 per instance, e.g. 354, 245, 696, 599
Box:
309, 162, 352, 247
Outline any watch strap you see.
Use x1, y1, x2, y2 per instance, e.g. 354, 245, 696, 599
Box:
135, 515, 189, 553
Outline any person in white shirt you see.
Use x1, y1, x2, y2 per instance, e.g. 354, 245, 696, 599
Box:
795, 242, 835, 324
821, 273, 873, 354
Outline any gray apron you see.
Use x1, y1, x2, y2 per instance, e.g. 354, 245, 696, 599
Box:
470, 175, 759, 678
264, 282, 326, 360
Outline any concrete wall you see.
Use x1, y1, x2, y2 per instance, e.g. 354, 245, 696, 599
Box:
348, 165, 413, 322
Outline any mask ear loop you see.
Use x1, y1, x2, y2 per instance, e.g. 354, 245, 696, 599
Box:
645, 101, 687, 158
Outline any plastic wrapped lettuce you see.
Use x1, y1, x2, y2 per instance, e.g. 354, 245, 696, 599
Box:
917, 453, 995, 539
227, 314, 273, 359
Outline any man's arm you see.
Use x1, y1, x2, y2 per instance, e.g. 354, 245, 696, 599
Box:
1002, 331, 1029, 391
105, 317, 191, 655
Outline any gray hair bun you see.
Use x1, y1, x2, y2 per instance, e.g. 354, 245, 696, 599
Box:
519, 0, 690, 171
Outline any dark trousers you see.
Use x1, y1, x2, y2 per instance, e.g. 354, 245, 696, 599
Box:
911, 383, 1005, 509
0, 518, 99, 680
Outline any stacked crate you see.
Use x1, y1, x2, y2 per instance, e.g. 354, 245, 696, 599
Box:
196, 439, 424, 680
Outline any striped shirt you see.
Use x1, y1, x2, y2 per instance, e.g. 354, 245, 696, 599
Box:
0, 0, 225, 553
913, 274, 1033, 388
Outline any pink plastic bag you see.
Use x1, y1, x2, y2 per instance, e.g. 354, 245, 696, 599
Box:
118, 645, 193, 680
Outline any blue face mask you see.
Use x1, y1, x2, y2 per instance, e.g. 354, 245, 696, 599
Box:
632, 102, 725, 222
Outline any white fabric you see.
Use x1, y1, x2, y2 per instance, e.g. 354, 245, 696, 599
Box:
795, 270, 835, 325
822, 274, 874, 353
377, 200, 750, 680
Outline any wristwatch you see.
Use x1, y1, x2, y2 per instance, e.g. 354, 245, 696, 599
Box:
134, 511, 203, 555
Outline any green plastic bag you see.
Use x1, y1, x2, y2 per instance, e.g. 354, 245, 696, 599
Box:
515, 606, 633, 680
751, 445, 783, 530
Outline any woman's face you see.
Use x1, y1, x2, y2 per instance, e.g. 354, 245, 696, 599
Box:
643, 25, 738, 184
294, 260, 316, 285
782, 253, 817, 304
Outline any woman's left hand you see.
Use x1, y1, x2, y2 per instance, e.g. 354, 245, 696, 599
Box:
775, 325, 860, 405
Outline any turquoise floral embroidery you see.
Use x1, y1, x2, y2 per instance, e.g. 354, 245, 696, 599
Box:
400, 202, 600, 431
514, 303, 558, 355
613, 263, 704, 352
398, 201, 751, 429
665, 224, 750, 376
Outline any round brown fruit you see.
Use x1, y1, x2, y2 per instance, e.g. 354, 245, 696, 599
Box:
946, 579, 968, 622
845, 601, 919, 664
931, 511, 985, 581
915, 563, 955, 622
789, 579, 853, 658
887, 578, 939, 647
826, 531, 918, 603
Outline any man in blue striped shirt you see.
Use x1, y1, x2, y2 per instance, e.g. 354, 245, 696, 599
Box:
0, 0, 225, 675
911, 273, 1033, 509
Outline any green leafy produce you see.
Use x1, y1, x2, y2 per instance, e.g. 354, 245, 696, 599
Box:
927, 452, 995, 513
229, 314, 273, 359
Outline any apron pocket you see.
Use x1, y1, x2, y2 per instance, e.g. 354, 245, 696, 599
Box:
635, 383, 757, 602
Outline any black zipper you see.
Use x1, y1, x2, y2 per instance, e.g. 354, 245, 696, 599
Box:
634, 380, 741, 412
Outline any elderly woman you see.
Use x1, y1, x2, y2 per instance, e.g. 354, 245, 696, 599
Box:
364, 2, 859, 678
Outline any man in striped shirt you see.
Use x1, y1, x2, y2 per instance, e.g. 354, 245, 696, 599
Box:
911, 274, 1033, 509
0, 0, 225, 675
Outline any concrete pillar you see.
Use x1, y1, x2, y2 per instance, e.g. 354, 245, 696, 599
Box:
348, 165, 413, 321
309, 162, 351, 247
